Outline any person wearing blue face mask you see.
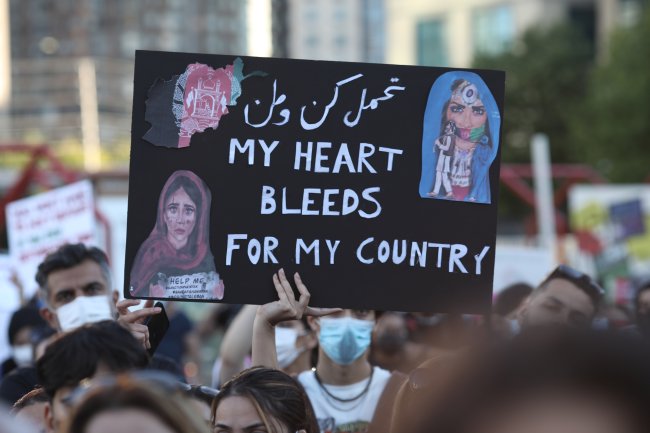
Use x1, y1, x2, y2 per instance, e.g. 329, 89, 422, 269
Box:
252, 269, 406, 433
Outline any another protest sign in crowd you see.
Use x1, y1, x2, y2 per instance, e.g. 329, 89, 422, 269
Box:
0, 243, 649, 433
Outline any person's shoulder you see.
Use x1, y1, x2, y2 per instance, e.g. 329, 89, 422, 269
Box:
373, 366, 392, 381
370, 366, 394, 391
297, 369, 316, 386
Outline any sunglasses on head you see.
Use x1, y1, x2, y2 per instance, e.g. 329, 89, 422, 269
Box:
61, 370, 219, 407
547, 265, 604, 301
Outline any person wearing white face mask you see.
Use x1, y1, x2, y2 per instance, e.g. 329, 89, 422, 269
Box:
36, 244, 161, 349
215, 306, 317, 387
252, 269, 406, 433
275, 320, 317, 375
1, 307, 46, 378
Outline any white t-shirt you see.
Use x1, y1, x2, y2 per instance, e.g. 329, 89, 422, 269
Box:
298, 367, 391, 433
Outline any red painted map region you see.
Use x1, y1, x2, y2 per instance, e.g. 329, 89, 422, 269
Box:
177, 63, 234, 148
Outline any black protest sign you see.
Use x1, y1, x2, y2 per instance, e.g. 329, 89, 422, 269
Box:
125, 50, 505, 313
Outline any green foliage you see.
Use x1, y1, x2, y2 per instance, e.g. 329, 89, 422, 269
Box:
472, 25, 593, 220
569, 9, 650, 181
473, 25, 593, 164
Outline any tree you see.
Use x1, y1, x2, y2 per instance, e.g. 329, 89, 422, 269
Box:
569, 8, 650, 182
472, 25, 593, 223
472, 25, 593, 164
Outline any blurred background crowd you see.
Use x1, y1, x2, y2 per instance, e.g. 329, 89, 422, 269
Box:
0, 1, 650, 432
2, 0, 649, 381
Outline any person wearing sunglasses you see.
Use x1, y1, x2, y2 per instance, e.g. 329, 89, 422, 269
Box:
517, 265, 604, 330
61, 373, 211, 433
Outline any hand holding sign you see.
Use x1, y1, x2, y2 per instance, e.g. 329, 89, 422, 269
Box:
260, 269, 341, 327
116, 299, 162, 350
253, 269, 340, 369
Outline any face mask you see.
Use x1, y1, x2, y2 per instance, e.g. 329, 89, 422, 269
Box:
318, 317, 374, 365
12, 344, 33, 366
56, 295, 113, 332
275, 327, 305, 368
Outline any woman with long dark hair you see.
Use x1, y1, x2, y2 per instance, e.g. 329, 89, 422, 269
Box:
212, 367, 319, 433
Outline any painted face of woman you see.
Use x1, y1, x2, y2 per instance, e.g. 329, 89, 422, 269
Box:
163, 186, 197, 250
446, 82, 487, 143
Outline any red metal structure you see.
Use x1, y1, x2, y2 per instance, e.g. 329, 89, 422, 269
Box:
500, 164, 607, 236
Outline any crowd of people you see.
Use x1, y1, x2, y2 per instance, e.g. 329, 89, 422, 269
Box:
1, 243, 650, 433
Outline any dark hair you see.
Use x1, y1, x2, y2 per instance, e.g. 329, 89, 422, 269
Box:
538, 265, 604, 308
36, 244, 111, 305
12, 387, 48, 412
8, 306, 46, 345
36, 321, 148, 399
0, 366, 40, 407
493, 283, 534, 317
148, 354, 186, 383
212, 367, 319, 433
404, 329, 650, 433
162, 175, 203, 253
63, 376, 210, 433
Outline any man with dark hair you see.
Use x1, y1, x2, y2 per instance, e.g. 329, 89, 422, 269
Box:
36, 243, 159, 348
517, 265, 604, 329
36, 320, 149, 433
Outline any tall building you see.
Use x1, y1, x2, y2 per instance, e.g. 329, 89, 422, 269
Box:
9, 0, 246, 60
385, 0, 644, 67
3, 0, 248, 166
287, 0, 385, 62
271, 0, 290, 57
363, 0, 386, 63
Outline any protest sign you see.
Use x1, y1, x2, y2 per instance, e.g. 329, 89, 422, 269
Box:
570, 184, 650, 299
493, 245, 556, 294
0, 254, 20, 360
125, 51, 505, 312
6, 180, 97, 297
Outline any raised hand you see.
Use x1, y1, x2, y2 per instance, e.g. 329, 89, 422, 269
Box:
258, 268, 341, 328
116, 299, 161, 350
252, 269, 340, 369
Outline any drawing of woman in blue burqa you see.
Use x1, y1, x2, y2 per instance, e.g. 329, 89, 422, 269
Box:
419, 71, 500, 204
